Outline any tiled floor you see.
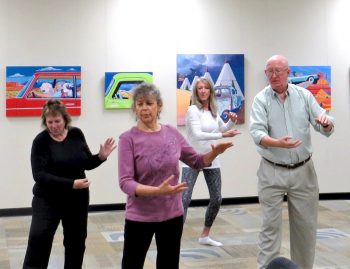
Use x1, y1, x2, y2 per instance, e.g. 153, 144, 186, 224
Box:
1, 200, 350, 268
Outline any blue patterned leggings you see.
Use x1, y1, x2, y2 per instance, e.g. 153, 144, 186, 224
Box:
181, 167, 222, 227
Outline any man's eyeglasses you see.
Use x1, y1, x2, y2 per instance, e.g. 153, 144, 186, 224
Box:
265, 68, 288, 77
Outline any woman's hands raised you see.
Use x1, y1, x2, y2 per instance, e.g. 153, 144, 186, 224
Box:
98, 137, 117, 160
157, 175, 188, 195
202, 141, 234, 166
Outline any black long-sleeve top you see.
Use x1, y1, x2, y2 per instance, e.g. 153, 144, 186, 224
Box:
31, 126, 104, 199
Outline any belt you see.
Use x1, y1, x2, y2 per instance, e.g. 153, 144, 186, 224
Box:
263, 156, 311, 169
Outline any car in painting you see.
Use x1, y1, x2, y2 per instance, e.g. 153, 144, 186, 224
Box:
6, 71, 81, 117
104, 72, 153, 109
288, 73, 320, 85
215, 85, 243, 122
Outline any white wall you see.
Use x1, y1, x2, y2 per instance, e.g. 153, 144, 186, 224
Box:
1, 0, 349, 209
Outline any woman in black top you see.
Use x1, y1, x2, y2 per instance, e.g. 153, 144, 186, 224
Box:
23, 100, 116, 269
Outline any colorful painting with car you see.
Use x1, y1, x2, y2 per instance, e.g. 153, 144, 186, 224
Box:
288, 66, 331, 111
6, 66, 81, 117
104, 72, 153, 109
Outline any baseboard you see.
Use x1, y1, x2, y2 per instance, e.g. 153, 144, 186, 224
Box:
1, 192, 349, 217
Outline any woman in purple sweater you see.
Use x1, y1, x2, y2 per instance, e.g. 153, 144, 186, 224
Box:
118, 83, 233, 269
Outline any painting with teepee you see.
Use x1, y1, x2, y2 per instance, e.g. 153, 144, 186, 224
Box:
176, 54, 244, 126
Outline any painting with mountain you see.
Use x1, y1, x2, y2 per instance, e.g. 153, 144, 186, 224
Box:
176, 54, 244, 125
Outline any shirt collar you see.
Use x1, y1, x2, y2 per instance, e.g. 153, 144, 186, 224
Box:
269, 85, 290, 98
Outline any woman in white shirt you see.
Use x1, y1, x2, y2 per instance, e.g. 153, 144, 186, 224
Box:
182, 77, 240, 246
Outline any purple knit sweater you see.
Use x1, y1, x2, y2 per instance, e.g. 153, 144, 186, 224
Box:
118, 124, 205, 222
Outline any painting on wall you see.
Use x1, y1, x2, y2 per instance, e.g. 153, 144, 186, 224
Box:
104, 72, 153, 109
177, 54, 245, 126
6, 66, 81, 117
289, 66, 331, 111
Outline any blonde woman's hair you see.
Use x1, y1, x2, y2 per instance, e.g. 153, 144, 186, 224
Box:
191, 77, 217, 117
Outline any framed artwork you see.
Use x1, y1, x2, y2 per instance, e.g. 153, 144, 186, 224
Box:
6, 66, 81, 117
177, 54, 245, 125
289, 66, 331, 111
104, 72, 153, 109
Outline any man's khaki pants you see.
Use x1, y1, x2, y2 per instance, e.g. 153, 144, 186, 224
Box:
257, 158, 319, 269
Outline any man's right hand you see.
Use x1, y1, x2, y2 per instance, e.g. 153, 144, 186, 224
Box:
261, 135, 302, 148
277, 136, 302, 148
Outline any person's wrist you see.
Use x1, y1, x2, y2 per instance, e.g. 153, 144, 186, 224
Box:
156, 186, 163, 196
98, 153, 106, 161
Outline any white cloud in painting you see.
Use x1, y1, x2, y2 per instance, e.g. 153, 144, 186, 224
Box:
9, 73, 24, 77
36, 67, 61, 71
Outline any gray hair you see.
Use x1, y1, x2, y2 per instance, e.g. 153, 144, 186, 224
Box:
132, 82, 163, 112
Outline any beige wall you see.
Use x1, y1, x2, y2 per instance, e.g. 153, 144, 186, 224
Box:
1, 0, 349, 209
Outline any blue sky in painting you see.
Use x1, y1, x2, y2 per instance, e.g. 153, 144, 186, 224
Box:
177, 54, 244, 90
6, 66, 81, 84
289, 66, 331, 86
